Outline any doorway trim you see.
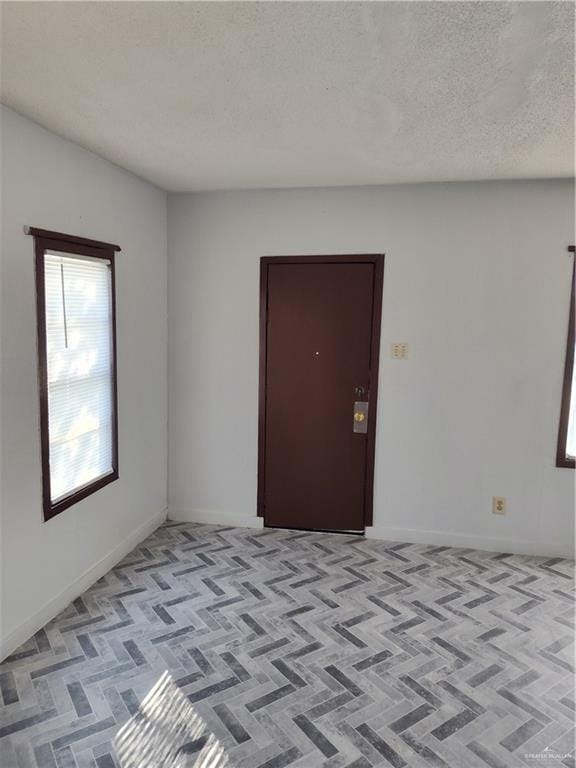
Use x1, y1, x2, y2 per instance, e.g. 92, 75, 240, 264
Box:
257, 254, 385, 527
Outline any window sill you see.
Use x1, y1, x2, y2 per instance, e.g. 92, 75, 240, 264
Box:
44, 470, 119, 522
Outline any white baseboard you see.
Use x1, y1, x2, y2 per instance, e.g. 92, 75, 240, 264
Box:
169, 508, 264, 529
0, 508, 167, 662
365, 524, 574, 559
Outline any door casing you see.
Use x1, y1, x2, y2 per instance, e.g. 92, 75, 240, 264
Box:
257, 254, 385, 529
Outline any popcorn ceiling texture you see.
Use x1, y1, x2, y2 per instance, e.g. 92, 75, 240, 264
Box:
1, 1, 573, 191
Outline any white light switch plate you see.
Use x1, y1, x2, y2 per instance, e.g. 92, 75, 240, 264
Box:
391, 342, 408, 359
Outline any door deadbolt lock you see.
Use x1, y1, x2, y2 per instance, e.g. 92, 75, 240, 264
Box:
353, 401, 369, 433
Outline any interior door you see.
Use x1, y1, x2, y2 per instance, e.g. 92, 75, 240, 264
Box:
259, 256, 384, 532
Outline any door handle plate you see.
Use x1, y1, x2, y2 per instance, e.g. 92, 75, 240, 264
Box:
353, 401, 369, 433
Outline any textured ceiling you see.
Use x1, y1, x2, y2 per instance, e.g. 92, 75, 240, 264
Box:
1, 1, 574, 191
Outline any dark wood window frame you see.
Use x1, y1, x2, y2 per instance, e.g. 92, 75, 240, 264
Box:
556, 245, 575, 469
29, 227, 121, 520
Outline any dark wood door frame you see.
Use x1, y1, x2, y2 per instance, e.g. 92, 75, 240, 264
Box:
257, 254, 385, 528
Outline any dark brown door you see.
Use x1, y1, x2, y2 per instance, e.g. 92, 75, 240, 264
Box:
258, 255, 384, 532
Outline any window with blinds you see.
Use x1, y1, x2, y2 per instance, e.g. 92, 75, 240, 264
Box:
567, 365, 576, 459
557, 248, 575, 469
33, 230, 119, 520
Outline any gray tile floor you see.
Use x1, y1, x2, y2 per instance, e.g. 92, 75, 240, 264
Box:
0, 522, 574, 767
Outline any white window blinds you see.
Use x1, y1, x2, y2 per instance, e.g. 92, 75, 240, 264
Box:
568, 350, 576, 459
44, 251, 114, 502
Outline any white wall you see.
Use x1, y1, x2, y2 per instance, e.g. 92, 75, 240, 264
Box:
0, 111, 572, 664
168, 181, 575, 557
0, 107, 168, 657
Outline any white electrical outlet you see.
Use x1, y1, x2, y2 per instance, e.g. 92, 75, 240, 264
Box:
391, 342, 408, 359
492, 497, 506, 515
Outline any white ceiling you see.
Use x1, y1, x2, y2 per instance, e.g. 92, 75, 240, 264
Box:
1, 1, 574, 192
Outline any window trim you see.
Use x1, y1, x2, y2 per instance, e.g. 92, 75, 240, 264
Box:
556, 246, 575, 469
31, 228, 120, 520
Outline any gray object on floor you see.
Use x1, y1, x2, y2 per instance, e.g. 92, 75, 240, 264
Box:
0, 522, 573, 767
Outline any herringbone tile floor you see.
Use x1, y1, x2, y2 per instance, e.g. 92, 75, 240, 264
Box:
0, 522, 574, 768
